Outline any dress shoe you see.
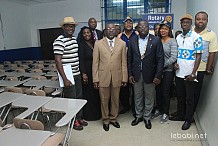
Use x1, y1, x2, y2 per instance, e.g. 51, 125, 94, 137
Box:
170, 111, 177, 117
78, 119, 88, 126
131, 117, 143, 126
103, 124, 109, 131
110, 121, 120, 128
119, 108, 129, 114
144, 120, 152, 129
169, 116, 184, 121
182, 121, 191, 130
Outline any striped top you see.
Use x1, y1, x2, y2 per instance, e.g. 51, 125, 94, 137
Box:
53, 35, 80, 75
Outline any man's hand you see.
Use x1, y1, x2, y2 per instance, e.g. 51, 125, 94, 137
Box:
206, 68, 214, 75
185, 75, 195, 81
129, 76, 135, 84
82, 74, 88, 84
174, 63, 179, 70
153, 78, 160, 86
64, 79, 72, 88
93, 82, 99, 89
122, 82, 127, 87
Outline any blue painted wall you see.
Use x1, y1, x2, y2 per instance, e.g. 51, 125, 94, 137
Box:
0, 47, 42, 63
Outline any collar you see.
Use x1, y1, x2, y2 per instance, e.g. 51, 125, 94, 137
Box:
181, 29, 192, 37
122, 30, 136, 36
106, 37, 115, 43
62, 33, 74, 38
138, 34, 149, 41
192, 26, 210, 35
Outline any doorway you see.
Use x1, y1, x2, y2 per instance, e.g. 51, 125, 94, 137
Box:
39, 27, 63, 60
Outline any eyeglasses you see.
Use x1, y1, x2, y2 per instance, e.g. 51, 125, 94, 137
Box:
138, 25, 148, 29
106, 28, 116, 31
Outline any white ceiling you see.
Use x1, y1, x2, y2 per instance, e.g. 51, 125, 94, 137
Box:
8, 0, 67, 5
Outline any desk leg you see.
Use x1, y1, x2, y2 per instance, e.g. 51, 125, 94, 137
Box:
2, 105, 12, 123
63, 116, 75, 146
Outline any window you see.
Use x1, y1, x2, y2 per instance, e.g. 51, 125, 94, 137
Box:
102, 0, 171, 25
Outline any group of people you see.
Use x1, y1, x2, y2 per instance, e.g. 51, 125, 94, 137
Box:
53, 11, 218, 132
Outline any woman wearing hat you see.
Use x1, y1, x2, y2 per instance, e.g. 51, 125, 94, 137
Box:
156, 20, 178, 123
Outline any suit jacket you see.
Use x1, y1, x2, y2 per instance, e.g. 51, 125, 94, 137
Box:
95, 29, 103, 40
92, 37, 128, 87
127, 34, 164, 83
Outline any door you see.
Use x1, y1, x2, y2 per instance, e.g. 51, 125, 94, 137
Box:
39, 28, 63, 60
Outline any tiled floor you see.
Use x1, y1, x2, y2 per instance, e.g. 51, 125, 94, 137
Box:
58, 99, 203, 146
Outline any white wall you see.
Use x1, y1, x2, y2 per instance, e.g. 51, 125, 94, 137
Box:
171, 0, 187, 33
0, 0, 31, 50
0, 0, 186, 49
29, 0, 101, 46
187, 0, 218, 146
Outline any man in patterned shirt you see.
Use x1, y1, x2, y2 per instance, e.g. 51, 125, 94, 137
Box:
53, 17, 88, 130
169, 14, 203, 130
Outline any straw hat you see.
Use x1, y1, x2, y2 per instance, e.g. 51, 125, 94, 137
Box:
60, 17, 77, 26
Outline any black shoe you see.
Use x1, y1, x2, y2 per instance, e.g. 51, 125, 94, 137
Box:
110, 121, 120, 128
169, 116, 184, 121
103, 124, 109, 131
131, 117, 143, 126
182, 121, 191, 130
170, 111, 177, 117
78, 119, 88, 126
73, 119, 83, 131
119, 108, 129, 114
144, 120, 152, 129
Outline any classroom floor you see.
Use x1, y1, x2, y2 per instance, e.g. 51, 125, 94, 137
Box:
58, 99, 203, 146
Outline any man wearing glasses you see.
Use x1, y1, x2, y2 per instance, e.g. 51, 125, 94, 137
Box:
92, 23, 128, 131
128, 20, 164, 129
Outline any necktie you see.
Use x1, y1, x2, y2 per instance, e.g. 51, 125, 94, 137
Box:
93, 31, 97, 41
109, 40, 113, 50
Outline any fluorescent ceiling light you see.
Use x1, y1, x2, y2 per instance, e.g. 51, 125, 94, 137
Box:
113, 0, 140, 3
127, 5, 144, 8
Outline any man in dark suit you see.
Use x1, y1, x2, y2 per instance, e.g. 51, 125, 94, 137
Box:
128, 20, 164, 129
88, 18, 103, 41
77, 17, 103, 42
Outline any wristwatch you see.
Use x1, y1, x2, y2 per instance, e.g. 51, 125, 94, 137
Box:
190, 74, 195, 78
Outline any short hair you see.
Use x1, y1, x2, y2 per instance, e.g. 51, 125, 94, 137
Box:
195, 11, 208, 19
153, 23, 160, 31
88, 17, 96, 23
105, 23, 115, 28
175, 30, 182, 38
138, 19, 148, 25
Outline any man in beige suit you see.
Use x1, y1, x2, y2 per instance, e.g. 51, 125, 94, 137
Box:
92, 23, 128, 131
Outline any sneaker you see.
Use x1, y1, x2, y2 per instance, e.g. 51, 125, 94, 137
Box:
78, 119, 88, 126
151, 109, 161, 119
160, 114, 169, 124
73, 119, 83, 130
